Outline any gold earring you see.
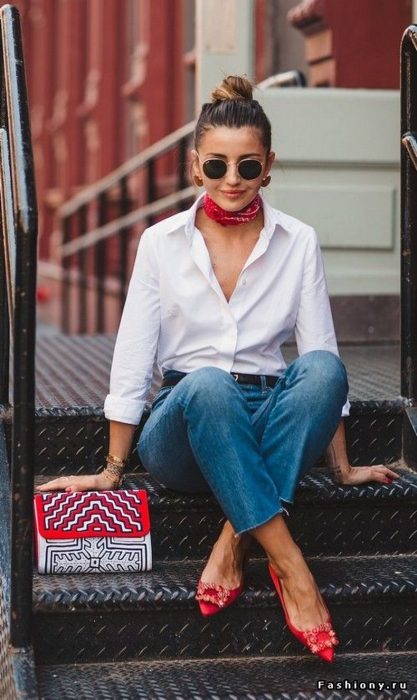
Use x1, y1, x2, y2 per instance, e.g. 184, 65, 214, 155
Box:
262, 176, 271, 187
194, 174, 204, 187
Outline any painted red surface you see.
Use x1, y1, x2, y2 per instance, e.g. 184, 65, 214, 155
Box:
327, 0, 412, 89
290, 0, 412, 88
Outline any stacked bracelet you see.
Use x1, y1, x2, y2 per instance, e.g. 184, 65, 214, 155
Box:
102, 453, 126, 486
103, 462, 124, 481
106, 453, 126, 468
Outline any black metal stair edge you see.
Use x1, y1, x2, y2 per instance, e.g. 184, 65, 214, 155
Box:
33, 553, 417, 614
35, 651, 417, 700
35, 467, 417, 509
1, 423, 39, 699
34, 399, 406, 419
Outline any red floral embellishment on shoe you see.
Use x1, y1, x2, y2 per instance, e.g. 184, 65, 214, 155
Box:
304, 622, 339, 653
195, 581, 235, 607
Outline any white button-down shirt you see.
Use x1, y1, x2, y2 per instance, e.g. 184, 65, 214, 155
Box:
103, 192, 350, 425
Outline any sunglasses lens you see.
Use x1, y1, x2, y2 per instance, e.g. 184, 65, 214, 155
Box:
238, 160, 263, 180
202, 159, 227, 179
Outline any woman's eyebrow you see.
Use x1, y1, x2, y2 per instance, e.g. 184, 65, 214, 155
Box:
205, 152, 263, 158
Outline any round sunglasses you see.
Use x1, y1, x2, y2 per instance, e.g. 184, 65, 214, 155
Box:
201, 158, 263, 180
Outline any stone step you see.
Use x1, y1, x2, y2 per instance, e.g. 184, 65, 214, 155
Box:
33, 553, 417, 665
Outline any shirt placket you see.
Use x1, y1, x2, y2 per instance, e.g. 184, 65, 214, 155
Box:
189, 228, 271, 370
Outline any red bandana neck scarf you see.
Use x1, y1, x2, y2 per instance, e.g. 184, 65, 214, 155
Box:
202, 193, 262, 226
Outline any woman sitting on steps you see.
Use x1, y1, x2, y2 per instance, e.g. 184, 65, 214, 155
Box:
38, 75, 400, 663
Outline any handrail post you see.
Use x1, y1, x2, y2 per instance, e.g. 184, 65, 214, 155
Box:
95, 192, 107, 333
61, 215, 71, 333
401, 25, 417, 402
77, 205, 88, 334
118, 176, 130, 314
147, 158, 156, 227
0, 4, 38, 648
0, 217, 10, 406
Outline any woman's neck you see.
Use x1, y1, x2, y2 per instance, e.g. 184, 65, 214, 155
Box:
196, 206, 264, 242
203, 192, 262, 227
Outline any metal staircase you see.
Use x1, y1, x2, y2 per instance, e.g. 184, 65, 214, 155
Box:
1, 5, 417, 699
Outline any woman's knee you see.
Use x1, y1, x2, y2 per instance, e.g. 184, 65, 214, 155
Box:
288, 350, 348, 394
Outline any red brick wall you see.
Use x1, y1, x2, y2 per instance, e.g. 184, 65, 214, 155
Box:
289, 0, 412, 88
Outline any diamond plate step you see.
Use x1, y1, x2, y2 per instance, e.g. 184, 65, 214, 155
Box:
25, 338, 404, 474
35, 468, 417, 559
33, 554, 417, 664
36, 651, 417, 700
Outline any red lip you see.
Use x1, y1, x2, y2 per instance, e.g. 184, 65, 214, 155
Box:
222, 190, 244, 195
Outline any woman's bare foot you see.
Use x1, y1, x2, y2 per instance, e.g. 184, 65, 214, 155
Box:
200, 520, 251, 589
251, 512, 332, 636
269, 550, 330, 633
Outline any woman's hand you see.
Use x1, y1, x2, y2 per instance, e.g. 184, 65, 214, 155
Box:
333, 463, 401, 486
326, 421, 402, 487
35, 470, 120, 494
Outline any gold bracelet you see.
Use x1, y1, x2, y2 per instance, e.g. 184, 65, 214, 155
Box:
103, 462, 124, 481
106, 453, 126, 468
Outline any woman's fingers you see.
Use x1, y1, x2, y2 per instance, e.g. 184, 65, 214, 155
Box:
36, 474, 98, 493
343, 464, 401, 485
360, 465, 400, 484
369, 465, 400, 482
36, 476, 73, 492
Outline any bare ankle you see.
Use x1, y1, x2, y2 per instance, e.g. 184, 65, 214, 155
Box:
268, 546, 306, 579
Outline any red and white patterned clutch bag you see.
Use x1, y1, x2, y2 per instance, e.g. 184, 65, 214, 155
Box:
33, 490, 152, 574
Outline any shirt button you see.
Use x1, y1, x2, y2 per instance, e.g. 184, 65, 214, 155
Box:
242, 279, 247, 286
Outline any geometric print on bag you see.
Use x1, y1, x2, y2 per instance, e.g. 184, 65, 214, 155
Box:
43, 535, 152, 574
37, 491, 149, 538
33, 489, 152, 573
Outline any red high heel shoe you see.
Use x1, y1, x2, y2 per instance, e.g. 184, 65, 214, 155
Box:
268, 564, 339, 663
195, 579, 244, 617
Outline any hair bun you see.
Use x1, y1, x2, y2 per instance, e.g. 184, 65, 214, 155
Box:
210, 75, 253, 102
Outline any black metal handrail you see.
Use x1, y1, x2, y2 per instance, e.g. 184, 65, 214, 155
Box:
401, 25, 417, 401
0, 4, 38, 648
59, 122, 195, 334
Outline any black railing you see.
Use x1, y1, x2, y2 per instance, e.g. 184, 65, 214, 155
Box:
0, 4, 38, 648
59, 124, 195, 334
401, 24, 417, 402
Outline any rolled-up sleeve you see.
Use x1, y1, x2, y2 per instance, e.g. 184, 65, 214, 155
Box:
103, 228, 160, 425
294, 227, 350, 417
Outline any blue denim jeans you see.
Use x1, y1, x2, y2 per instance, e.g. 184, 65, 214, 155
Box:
137, 350, 349, 535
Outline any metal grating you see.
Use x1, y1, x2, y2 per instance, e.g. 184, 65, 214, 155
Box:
33, 553, 417, 613
32, 469, 417, 560
36, 335, 401, 409
0, 578, 16, 700
36, 651, 417, 699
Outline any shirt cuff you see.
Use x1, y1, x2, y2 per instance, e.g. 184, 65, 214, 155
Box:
341, 398, 351, 417
103, 395, 146, 425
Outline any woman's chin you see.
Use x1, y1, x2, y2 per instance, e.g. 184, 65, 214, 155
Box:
215, 191, 252, 209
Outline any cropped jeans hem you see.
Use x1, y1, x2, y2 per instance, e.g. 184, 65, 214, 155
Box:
234, 499, 292, 537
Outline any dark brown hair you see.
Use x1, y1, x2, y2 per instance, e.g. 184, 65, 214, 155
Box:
194, 75, 272, 152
